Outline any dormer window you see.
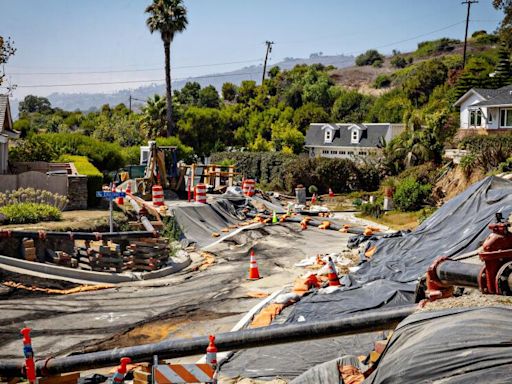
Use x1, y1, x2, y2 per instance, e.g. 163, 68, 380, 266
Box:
351, 130, 359, 143
325, 129, 332, 143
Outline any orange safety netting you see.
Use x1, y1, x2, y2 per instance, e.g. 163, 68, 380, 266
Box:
2, 281, 115, 295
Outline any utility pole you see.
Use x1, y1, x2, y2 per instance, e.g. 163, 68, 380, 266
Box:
129, 94, 132, 112
262, 40, 274, 84
462, 0, 478, 68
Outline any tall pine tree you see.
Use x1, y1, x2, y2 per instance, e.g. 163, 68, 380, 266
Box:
494, 41, 512, 87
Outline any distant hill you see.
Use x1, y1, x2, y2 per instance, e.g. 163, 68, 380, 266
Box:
12, 54, 354, 115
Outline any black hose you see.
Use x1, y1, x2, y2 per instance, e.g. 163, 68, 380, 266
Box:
436, 260, 481, 288
0, 305, 415, 377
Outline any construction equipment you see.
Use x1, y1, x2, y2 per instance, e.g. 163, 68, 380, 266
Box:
424, 212, 512, 300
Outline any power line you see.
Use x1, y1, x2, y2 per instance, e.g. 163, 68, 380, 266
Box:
15, 71, 262, 88
9, 59, 263, 76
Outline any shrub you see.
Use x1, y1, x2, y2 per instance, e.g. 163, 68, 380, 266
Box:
459, 153, 477, 177
355, 49, 384, 66
393, 177, 432, 212
0, 188, 68, 209
353, 198, 363, 207
121, 146, 141, 165
391, 55, 413, 68
308, 185, 318, 195
38, 133, 125, 171
459, 135, 512, 172
58, 155, 103, 207
0, 203, 62, 224
415, 38, 460, 57
9, 136, 59, 162
498, 157, 512, 173
360, 201, 383, 218
373, 74, 392, 89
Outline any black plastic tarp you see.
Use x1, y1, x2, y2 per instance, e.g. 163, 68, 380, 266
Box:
220, 331, 383, 380
355, 176, 512, 284
284, 280, 415, 323
170, 197, 246, 248
221, 177, 512, 379
365, 306, 512, 384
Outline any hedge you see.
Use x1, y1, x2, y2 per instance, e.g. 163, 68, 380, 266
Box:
0, 203, 62, 224
210, 152, 297, 190
58, 155, 103, 207
210, 152, 380, 193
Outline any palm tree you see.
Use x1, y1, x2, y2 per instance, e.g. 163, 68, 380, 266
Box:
141, 94, 167, 138
145, 0, 188, 137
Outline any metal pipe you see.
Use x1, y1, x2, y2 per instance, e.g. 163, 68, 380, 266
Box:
128, 197, 156, 233
0, 231, 157, 240
436, 260, 481, 288
0, 305, 415, 377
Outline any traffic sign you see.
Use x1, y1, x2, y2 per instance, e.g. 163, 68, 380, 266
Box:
96, 191, 126, 199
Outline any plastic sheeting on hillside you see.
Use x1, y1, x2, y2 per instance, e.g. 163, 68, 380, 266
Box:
221, 177, 512, 379
364, 306, 512, 384
170, 197, 246, 248
354, 176, 512, 284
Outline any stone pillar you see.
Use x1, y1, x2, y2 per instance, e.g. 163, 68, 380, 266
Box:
66, 175, 88, 210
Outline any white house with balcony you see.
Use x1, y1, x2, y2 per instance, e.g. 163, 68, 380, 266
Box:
453, 84, 512, 130
305, 123, 404, 159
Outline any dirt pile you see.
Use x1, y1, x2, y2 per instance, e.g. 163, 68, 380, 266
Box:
433, 166, 486, 203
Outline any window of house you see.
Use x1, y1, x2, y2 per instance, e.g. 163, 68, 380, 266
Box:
347, 151, 354, 155
351, 130, 358, 143
340, 151, 346, 155
470, 110, 482, 127
330, 150, 337, 154
500, 109, 512, 127
358, 151, 367, 156
325, 130, 332, 142
488, 110, 493, 123
322, 150, 329, 154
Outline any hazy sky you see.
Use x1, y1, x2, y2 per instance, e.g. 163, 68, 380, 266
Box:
0, 0, 503, 98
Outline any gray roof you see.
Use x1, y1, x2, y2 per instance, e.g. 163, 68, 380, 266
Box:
474, 85, 512, 107
305, 123, 390, 148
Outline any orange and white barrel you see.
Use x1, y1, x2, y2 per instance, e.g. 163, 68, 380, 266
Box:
152, 185, 164, 206
194, 184, 207, 204
243, 179, 256, 197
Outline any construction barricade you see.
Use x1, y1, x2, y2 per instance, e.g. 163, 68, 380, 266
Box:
194, 184, 207, 204
152, 185, 165, 207
242, 179, 255, 197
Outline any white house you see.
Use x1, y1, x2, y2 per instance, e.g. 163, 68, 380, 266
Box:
453, 84, 512, 130
0, 95, 19, 174
305, 123, 404, 159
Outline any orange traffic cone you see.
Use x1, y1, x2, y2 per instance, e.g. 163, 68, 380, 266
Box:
311, 193, 317, 204
329, 188, 334, 198
248, 249, 261, 280
327, 257, 341, 286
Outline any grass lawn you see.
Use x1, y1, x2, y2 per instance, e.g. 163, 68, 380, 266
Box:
356, 210, 424, 231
